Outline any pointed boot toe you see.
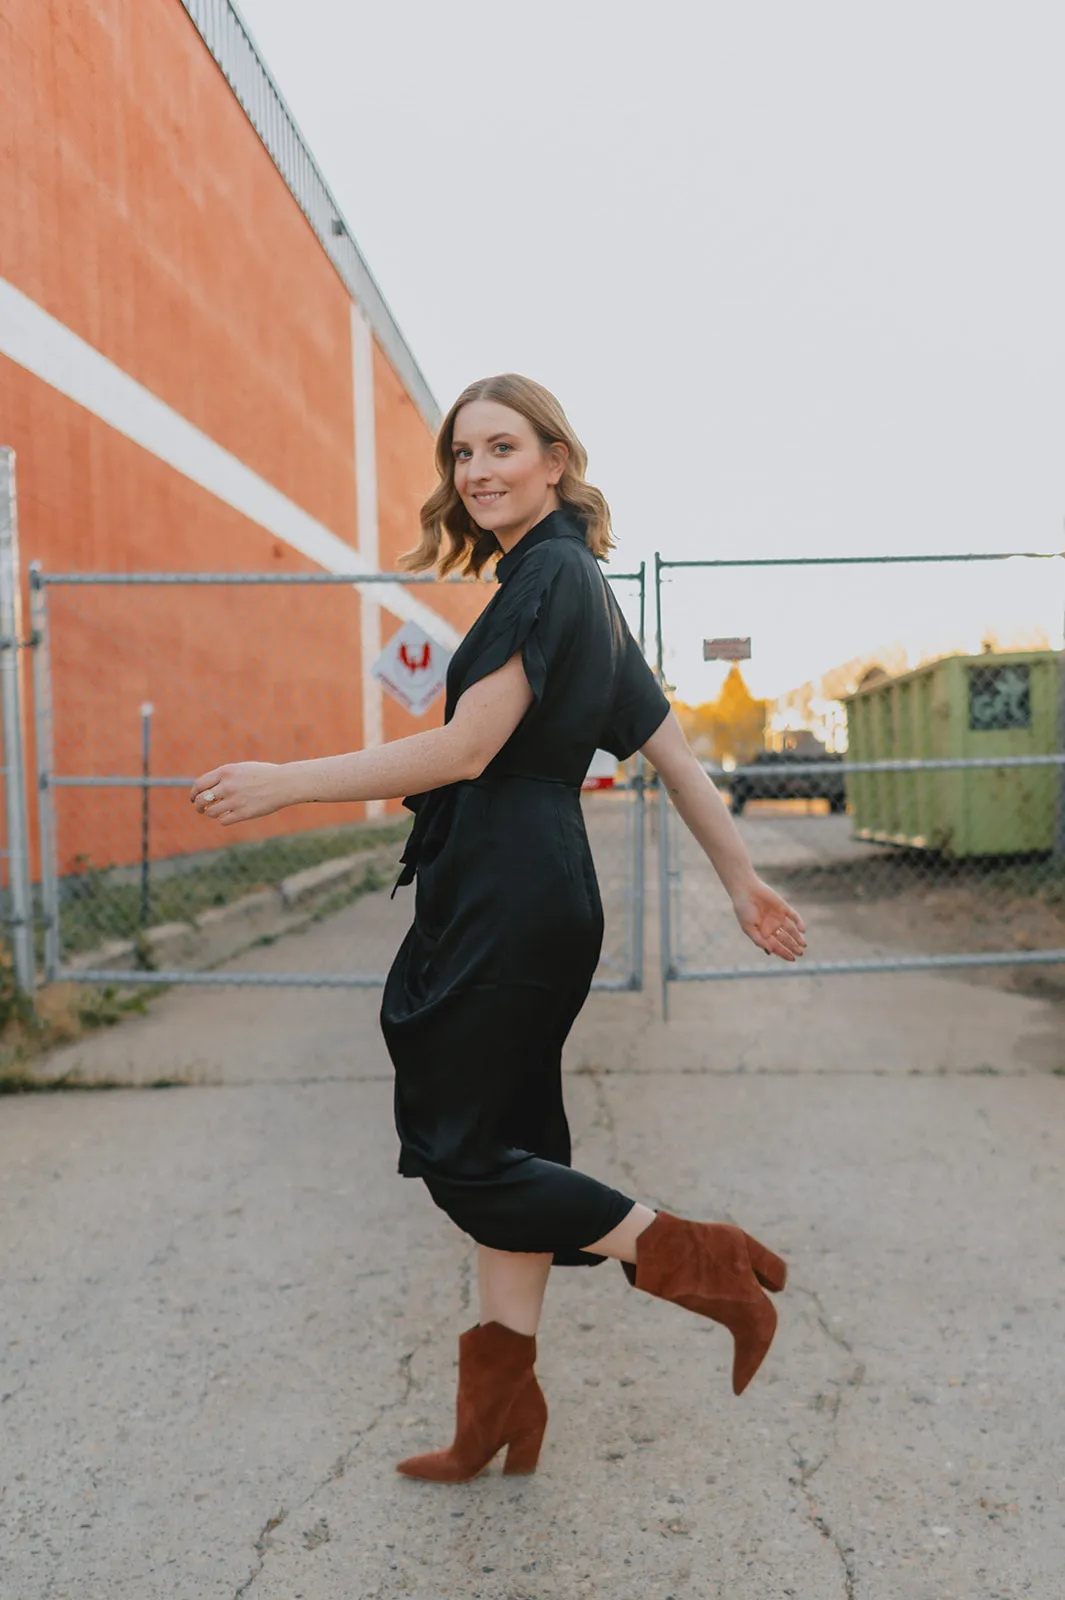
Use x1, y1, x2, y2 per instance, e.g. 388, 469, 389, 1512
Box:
395, 1322, 547, 1483
630, 1211, 786, 1394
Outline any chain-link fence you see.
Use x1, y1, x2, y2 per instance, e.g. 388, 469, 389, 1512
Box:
654, 551, 1065, 1009
30, 563, 647, 994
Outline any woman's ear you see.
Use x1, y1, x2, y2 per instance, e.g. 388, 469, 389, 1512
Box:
546, 440, 569, 486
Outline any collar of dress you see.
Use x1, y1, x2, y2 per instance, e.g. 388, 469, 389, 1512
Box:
494, 508, 587, 588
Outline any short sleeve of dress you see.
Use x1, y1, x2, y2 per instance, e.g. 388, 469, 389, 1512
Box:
453, 544, 578, 706
602, 631, 670, 760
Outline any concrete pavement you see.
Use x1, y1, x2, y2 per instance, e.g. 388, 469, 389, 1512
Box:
2, 822, 1064, 1599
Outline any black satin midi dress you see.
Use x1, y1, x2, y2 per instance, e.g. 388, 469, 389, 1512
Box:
380, 509, 670, 1266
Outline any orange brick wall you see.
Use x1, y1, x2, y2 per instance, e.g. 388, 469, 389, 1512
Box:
0, 0, 475, 878
373, 343, 487, 755
2, 0, 356, 530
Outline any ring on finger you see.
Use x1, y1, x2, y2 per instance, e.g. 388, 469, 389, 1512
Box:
202, 789, 217, 804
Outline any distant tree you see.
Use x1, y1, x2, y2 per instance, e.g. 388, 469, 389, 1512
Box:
672, 666, 766, 765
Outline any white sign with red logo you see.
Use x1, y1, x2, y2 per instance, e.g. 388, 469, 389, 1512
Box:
370, 621, 452, 717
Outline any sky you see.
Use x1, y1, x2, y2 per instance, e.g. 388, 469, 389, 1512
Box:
235, 0, 1065, 705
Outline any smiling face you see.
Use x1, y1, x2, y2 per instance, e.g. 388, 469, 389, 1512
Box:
451, 400, 568, 551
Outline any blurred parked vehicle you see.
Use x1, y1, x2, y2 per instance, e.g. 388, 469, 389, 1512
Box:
727, 750, 847, 815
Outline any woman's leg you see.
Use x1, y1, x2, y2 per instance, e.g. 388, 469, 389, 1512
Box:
582, 1201, 658, 1262
474, 1203, 659, 1336
477, 1245, 553, 1336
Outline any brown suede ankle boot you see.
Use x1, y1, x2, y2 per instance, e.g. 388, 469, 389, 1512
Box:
396, 1321, 548, 1482
624, 1211, 787, 1395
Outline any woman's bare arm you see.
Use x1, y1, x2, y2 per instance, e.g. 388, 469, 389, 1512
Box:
641, 710, 806, 961
288, 655, 534, 803
641, 712, 754, 898
190, 654, 533, 823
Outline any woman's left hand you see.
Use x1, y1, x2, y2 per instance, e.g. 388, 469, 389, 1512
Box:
190, 762, 297, 826
731, 876, 807, 961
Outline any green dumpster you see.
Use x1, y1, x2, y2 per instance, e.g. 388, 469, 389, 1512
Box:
844, 650, 1061, 857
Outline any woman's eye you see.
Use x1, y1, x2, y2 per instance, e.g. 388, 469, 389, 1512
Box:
454, 449, 471, 461
494, 443, 512, 454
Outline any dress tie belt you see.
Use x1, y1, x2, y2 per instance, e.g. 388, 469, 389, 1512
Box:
392, 774, 580, 896
392, 786, 457, 895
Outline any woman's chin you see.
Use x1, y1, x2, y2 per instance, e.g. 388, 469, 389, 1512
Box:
468, 508, 512, 537
467, 504, 507, 526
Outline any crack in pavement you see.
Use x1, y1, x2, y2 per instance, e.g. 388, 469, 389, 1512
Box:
582, 982, 865, 1600
787, 1284, 866, 1600
793, 1284, 858, 1356
584, 1065, 641, 1192
808, 1508, 859, 1600
580, 1058, 868, 1600
230, 1322, 434, 1599
230, 1242, 479, 1598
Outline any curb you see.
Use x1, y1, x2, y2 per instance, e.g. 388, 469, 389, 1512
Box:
62, 848, 398, 979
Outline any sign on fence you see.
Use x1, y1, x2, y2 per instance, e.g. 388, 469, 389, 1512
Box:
703, 636, 752, 662
371, 620, 451, 716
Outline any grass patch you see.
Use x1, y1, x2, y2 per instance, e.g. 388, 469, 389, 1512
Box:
0, 1068, 187, 1095
1, 832, 402, 1090
51, 818, 409, 958
0, 970, 165, 1093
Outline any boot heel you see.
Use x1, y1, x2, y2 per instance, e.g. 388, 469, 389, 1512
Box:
744, 1234, 787, 1293
395, 1323, 543, 1483
503, 1422, 546, 1475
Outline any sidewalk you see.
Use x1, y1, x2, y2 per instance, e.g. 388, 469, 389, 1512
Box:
2, 860, 1063, 1599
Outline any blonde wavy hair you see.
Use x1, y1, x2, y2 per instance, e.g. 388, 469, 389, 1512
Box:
403, 374, 615, 577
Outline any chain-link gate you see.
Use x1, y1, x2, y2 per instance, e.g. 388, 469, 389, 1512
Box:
654, 551, 1065, 1015
30, 561, 647, 994
589, 566, 647, 990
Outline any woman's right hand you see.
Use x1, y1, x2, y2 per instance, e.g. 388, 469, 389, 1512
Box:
190, 761, 299, 826
730, 875, 807, 961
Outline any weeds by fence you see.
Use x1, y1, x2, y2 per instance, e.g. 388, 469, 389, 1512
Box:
54, 817, 409, 960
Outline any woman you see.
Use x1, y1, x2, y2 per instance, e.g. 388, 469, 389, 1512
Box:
191, 374, 806, 1484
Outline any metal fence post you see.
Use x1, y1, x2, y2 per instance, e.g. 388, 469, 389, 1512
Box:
629, 758, 646, 991
625, 560, 648, 991
657, 783, 672, 1020
637, 559, 647, 654
139, 701, 154, 928
28, 564, 60, 982
650, 553, 670, 1016
1056, 597, 1065, 859
0, 451, 36, 994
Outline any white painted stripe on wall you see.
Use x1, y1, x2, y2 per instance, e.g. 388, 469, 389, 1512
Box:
352, 306, 380, 575
352, 303, 385, 819
0, 277, 460, 649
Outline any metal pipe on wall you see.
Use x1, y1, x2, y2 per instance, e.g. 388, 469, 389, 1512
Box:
0, 450, 36, 993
